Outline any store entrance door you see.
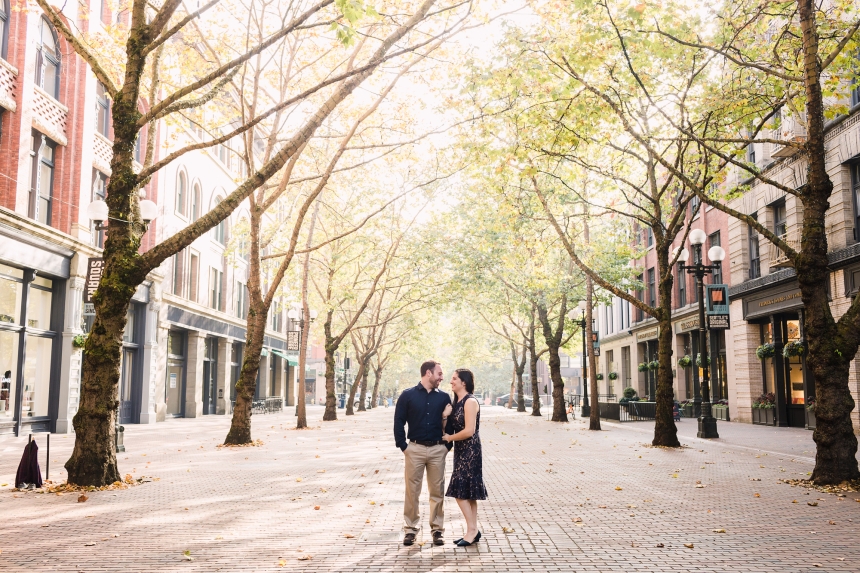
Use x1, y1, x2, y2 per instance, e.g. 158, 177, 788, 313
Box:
118, 348, 135, 424
202, 338, 217, 415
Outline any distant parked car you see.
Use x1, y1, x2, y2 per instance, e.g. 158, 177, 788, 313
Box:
495, 394, 533, 408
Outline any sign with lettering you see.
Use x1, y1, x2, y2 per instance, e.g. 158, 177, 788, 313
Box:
635, 327, 659, 342
84, 258, 104, 303
286, 330, 300, 351
706, 284, 730, 315
707, 314, 730, 330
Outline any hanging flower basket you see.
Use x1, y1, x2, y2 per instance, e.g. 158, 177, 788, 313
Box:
638, 363, 649, 372
596, 373, 604, 381
72, 334, 88, 349
783, 340, 805, 358
677, 355, 692, 368
696, 353, 710, 368
608, 371, 619, 380
648, 360, 659, 371
756, 343, 776, 360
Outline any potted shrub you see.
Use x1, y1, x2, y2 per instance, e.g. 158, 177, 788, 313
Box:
680, 399, 694, 418
756, 343, 776, 360
638, 363, 649, 372
596, 373, 604, 381
608, 372, 618, 381
695, 353, 710, 368
783, 340, 805, 359
711, 399, 729, 421
648, 360, 659, 371
72, 333, 88, 349
677, 355, 692, 368
806, 397, 816, 430
619, 387, 640, 408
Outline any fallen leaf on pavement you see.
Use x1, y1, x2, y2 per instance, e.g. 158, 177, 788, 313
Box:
712, 529, 726, 533
296, 478, 302, 482
78, 494, 88, 503
278, 559, 287, 567
656, 543, 664, 548
684, 543, 694, 549
615, 486, 623, 491
754, 493, 761, 498
369, 501, 376, 505
84, 542, 95, 547
572, 517, 582, 523
314, 506, 320, 510
298, 555, 313, 561
808, 502, 818, 507
828, 521, 836, 525
502, 527, 514, 533
344, 534, 355, 539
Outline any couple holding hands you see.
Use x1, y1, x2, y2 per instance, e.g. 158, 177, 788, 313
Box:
393, 360, 487, 547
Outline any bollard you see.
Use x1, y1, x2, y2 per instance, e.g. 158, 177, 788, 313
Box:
115, 425, 125, 453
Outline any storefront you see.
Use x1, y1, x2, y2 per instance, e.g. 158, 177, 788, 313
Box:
635, 326, 659, 400
742, 281, 812, 428
674, 315, 728, 407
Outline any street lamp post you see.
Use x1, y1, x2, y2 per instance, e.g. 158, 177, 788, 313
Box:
568, 300, 590, 417
677, 229, 725, 439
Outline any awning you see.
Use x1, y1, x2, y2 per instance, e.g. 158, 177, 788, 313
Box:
271, 348, 299, 366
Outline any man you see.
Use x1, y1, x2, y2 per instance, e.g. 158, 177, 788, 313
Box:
393, 360, 452, 546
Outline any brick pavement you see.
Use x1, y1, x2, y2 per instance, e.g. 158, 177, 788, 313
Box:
1, 406, 859, 572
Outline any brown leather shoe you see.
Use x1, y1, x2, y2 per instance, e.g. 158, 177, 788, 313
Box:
403, 533, 416, 546
433, 531, 445, 546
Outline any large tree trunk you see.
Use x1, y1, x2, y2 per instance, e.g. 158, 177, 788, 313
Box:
346, 356, 368, 416
515, 362, 526, 412
527, 315, 542, 416
586, 276, 601, 430
652, 246, 679, 447
370, 366, 382, 409
322, 336, 338, 421
536, 305, 568, 422
295, 203, 319, 428
225, 311, 267, 444
357, 358, 369, 412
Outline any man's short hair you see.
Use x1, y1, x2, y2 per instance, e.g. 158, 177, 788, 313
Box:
420, 360, 440, 377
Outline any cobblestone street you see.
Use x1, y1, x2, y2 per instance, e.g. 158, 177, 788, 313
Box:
1, 406, 859, 572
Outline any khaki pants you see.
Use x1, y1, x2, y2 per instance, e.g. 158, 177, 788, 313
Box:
403, 443, 448, 534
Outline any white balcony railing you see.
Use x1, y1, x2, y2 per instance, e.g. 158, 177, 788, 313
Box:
0, 58, 18, 112
772, 114, 807, 158
768, 230, 800, 268
32, 86, 68, 146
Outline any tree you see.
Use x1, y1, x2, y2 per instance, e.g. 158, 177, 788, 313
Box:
44, 0, 470, 485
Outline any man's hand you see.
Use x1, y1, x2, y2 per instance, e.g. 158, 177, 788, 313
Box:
442, 404, 452, 418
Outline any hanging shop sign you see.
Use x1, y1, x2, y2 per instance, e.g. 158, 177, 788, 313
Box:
84, 257, 104, 303
706, 284, 730, 316
635, 326, 659, 342
707, 314, 730, 330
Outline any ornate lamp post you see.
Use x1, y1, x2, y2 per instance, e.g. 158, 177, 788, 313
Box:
568, 300, 590, 417
677, 228, 725, 439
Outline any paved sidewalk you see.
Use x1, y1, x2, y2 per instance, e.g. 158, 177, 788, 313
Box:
1, 406, 859, 572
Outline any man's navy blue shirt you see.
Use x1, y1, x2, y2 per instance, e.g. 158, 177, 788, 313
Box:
393, 383, 452, 451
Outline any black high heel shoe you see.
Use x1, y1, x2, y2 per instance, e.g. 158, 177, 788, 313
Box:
456, 532, 481, 547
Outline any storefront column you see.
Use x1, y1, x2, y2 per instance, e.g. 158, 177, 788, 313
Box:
258, 353, 270, 398
56, 276, 85, 434
185, 331, 205, 417
216, 338, 230, 414
139, 299, 160, 424
771, 315, 789, 427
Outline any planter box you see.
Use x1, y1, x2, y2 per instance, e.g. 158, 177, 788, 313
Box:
806, 409, 816, 431
712, 406, 730, 421
752, 407, 775, 425
682, 404, 694, 418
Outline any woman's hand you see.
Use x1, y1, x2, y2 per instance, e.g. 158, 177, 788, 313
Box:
443, 404, 452, 418
442, 434, 454, 442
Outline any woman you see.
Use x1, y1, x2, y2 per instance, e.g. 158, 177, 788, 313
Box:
442, 368, 487, 547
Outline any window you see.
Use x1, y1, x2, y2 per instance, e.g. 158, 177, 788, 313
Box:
29, 132, 55, 226
209, 267, 223, 310
191, 183, 201, 221
621, 299, 630, 330
271, 301, 283, 332
635, 273, 644, 321
690, 194, 701, 218
747, 142, 756, 165
134, 133, 142, 163
172, 250, 185, 296
236, 281, 247, 319
749, 214, 761, 279
773, 201, 787, 237
213, 197, 227, 244
647, 267, 656, 307
0, 0, 9, 59
92, 170, 107, 248
852, 163, 860, 241
188, 252, 199, 303
709, 232, 723, 284
647, 227, 654, 247
853, 78, 860, 108
677, 263, 686, 307
176, 171, 187, 216
95, 82, 110, 137
36, 18, 60, 99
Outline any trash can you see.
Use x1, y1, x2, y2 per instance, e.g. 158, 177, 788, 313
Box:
338, 396, 345, 409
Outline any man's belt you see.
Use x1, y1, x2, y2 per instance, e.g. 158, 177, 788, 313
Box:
410, 439, 445, 446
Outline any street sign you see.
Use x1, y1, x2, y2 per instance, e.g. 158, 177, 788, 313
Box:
286, 330, 300, 351
593, 348, 601, 356
707, 314, 730, 330
85, 258, 104, 303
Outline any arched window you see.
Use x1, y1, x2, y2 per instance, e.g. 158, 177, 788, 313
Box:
176, 171, 186, 216
212, 196, 227, 244
0, 0, 9, 60
36, 18, 60, 99
191, 183, 201, 221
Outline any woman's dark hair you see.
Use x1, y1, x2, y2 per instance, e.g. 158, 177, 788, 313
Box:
455, 369, 475, 393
